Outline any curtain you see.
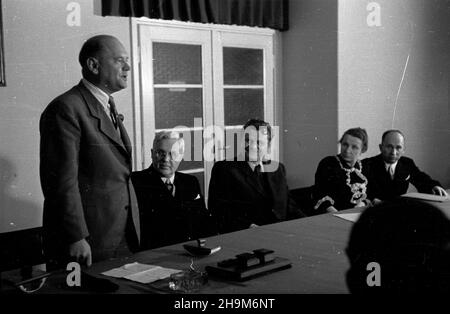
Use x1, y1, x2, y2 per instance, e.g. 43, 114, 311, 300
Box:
101, 0, 289, 31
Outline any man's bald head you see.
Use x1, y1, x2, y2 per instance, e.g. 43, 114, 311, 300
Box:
79, 35, 118, 69
78, 35, 130, 94
379, 129, 405, 164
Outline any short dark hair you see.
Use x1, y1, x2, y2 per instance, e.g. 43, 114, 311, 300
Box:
346, 198, 450, 294
339, 127, 368, 153
381, 129, 404, 143
78, 35, 117, 69
243, 118, 273, 142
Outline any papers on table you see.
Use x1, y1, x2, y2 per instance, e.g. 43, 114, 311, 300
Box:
401, 192, 449, 202
333, 213, 361, 223
102, 262, 181, 284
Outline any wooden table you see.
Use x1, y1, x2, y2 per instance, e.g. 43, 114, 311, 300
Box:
85, 192, 450, 294
84, 208, 361, 294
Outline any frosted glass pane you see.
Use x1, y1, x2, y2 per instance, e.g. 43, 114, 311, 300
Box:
177, 130, 204, 171
154, 88, 203, 129
224, 89, 264, 125
223, 47, 263, 85
153, 42, 202, 84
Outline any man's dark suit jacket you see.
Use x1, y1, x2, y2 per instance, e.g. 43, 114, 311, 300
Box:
208, 160, 305, 234
40, 81, 140, 265
362, 154, 442, 201
131, 166, 216, 250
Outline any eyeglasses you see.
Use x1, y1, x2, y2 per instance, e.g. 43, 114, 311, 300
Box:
154, 149, 181, 160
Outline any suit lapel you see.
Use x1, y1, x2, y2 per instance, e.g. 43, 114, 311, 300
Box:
375, 155, 391, 181
173, 173, 183, 200
264, 167, 278, 198
240, 162, 266, 197
148, 166, 175, 199
393, 158, 408, 181
117, 118, 132, 157
76, 82, 129, 157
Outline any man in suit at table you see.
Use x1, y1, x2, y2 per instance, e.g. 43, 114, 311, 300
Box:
208, 119, 305, 234
362, 129, 448, 203
131, 131, 216, 250
40, 35, 140, 270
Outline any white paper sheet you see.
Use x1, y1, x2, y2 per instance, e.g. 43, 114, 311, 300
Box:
102, 262, 181, 284
101, 262, 156, 278
333, 213, 361, 223
401, 192, 449, 202
124, 266, 181, 284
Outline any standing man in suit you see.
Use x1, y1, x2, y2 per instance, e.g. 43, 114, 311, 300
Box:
40, 35, 140, 269
363, 129, 447, 202
131, 131, 216, 250
208, 119, 305, 234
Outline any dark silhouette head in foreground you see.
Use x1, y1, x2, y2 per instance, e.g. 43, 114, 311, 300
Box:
346, 198, 450, 293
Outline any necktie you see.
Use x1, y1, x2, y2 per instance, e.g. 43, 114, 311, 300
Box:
254, 164, 262, 175
166, 181, 174, 196
387, 164, 395, 180
108, 97, 132, 156
254, 164, 267, 191
108, 96, 118, 129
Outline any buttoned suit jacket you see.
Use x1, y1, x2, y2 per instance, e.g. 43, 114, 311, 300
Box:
40, 81, 140, 264
208, 160, 305, 234
131, 166, 216, 250
362, 154, 442, 201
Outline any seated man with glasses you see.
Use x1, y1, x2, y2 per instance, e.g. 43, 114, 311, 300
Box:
131, 131, 216, 250
208, 119, 305, 234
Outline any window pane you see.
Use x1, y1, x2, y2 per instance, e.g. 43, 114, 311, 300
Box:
223, 47, 263, 85
154, 88, 203, 129
224, 89, 264, 125
177, 130, 204, 171
153, 42, 202, 84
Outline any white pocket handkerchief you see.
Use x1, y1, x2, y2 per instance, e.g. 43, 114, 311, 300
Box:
194, 194, 201, 200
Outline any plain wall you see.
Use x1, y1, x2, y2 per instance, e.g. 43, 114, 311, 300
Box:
0, 0, 132, 232
338, 0, 450, 187
282, 0, 338, 188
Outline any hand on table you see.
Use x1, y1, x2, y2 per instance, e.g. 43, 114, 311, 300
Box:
432, 186, 448, 197
69, 238, 92, 267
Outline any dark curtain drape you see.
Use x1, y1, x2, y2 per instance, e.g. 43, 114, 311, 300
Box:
101, 0, 289, 31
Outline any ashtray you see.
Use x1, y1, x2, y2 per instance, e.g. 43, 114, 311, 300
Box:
168, 269, 208, 293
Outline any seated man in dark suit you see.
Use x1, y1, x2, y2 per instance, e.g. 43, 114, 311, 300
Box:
363, 130, 447, 202
208, 119, 305, 234
131, 131, 216, 250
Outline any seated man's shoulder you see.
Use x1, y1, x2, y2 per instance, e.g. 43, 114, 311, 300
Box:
398, 156, 415, 164
263, 160, 284, 172
175, 171, 199, 182
362, 154, 385, 166
361, 155, 375, 167
212, 159, 242, 171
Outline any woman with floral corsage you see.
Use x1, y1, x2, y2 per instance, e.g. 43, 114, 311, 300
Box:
313, 127, 372, 213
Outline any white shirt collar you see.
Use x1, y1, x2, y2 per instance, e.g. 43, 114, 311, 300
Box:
82, 78, 110, 112
160, 175, 175, 185
248, 161, 264, 172
384, 161, 398, 172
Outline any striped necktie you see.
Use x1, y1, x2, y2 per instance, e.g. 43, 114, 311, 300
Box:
166, 181, 174, 196
387, 164, 395, 180
108, 96, 118, 129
